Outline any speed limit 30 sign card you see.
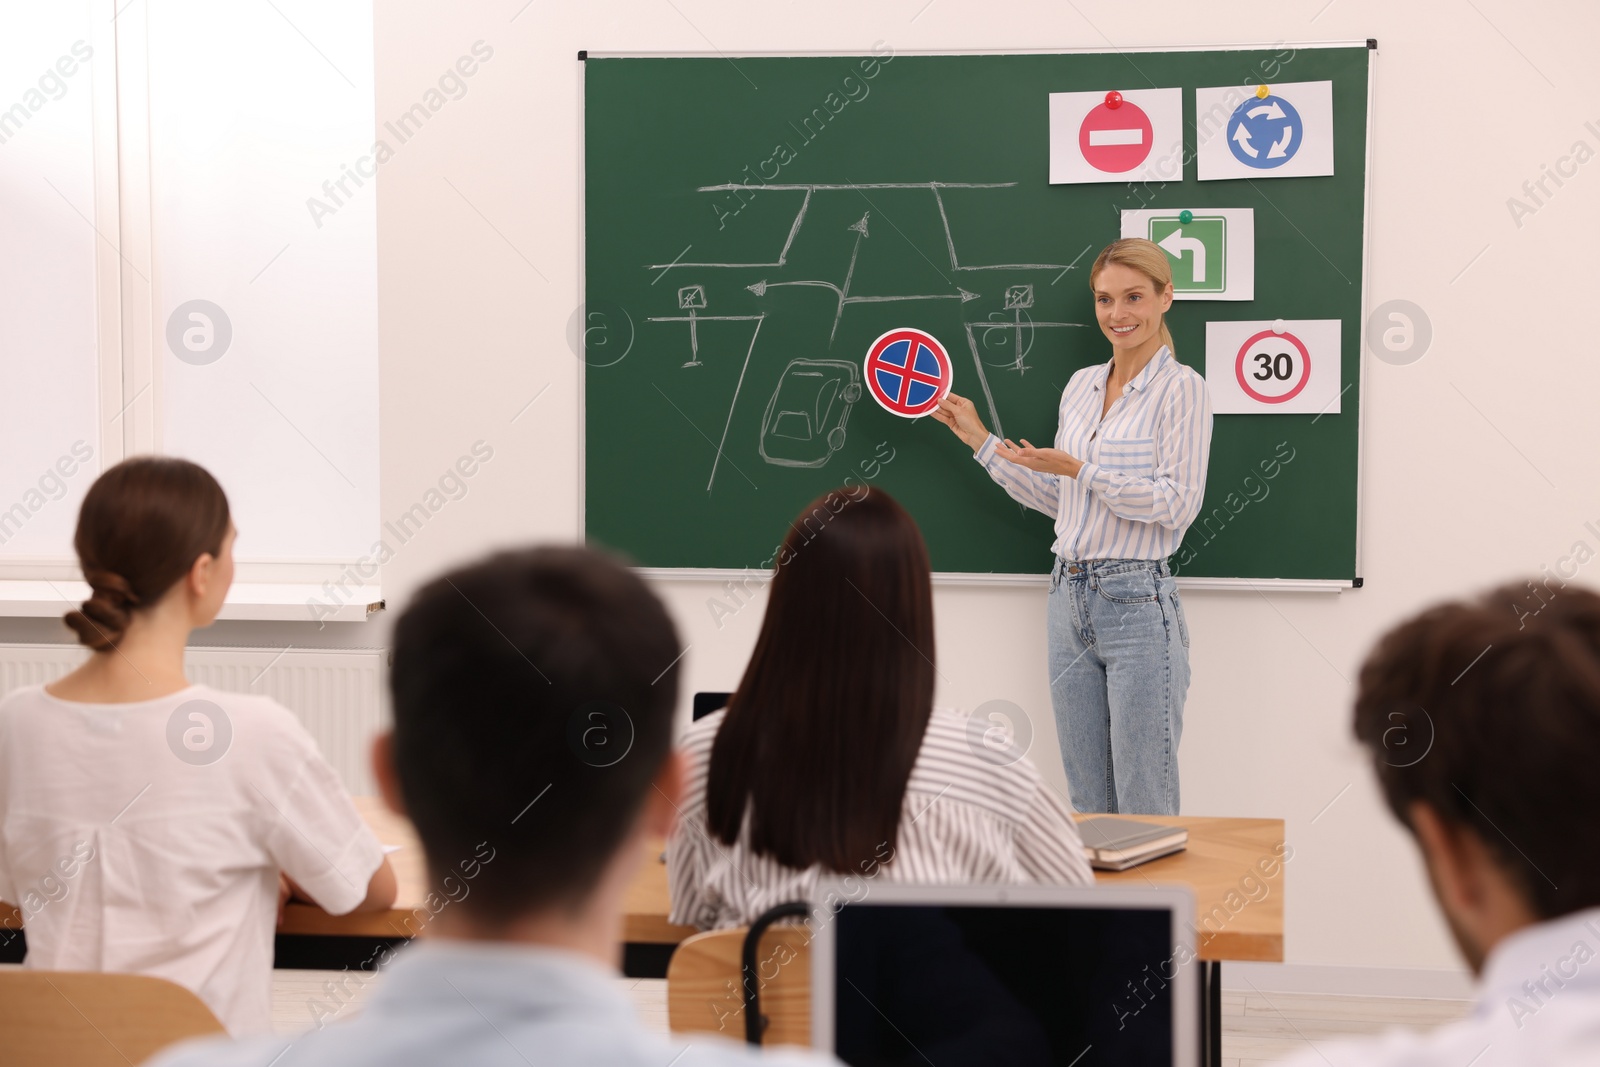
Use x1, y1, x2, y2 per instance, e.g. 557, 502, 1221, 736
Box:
1204, 319, 1342, 415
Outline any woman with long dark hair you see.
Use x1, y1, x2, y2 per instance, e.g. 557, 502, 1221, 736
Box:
667, 486, 1089, 930
0, 457, 395, 1034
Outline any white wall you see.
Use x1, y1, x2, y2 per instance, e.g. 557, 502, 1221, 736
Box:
366, 0, 1600, 976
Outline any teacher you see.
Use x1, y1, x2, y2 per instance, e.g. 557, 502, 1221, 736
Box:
933, 238, 1213, 815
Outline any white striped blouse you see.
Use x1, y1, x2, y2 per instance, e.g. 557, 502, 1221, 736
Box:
666, 707, 1093, 931
975, 346, 1213, 562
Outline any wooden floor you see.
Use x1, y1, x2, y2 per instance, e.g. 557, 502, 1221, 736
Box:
1216, 988, 1469, 1065
272, 969, 1471, 1064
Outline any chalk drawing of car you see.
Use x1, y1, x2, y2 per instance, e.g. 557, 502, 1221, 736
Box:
758, 359, 863, 468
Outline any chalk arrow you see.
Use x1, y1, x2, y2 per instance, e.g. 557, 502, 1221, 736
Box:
849, 212, 870, 237
1232, 124, 1258, 158
846, 289, 981, 306
764, 279, 844, 297
1157, 228, 1207, 283
1246, 101, 1286, 121
1267, 125, 1295, 158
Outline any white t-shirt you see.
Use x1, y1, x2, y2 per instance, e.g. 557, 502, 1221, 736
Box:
0, 683, 384, 1035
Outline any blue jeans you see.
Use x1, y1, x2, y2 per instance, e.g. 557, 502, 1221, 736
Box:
1046, 557, 1190, 815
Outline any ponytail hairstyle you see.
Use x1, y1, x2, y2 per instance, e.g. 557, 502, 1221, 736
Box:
1090, 238, 1177, 355
64, 457, 231, 651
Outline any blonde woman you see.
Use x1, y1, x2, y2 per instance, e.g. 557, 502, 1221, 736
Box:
933, 239, 1213, 815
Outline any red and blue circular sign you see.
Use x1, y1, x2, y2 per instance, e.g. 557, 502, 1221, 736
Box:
864, 328, 953, 418
1078, 98, 1153, 173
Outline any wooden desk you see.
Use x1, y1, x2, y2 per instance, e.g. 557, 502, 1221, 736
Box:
1085, 815, 1284, 963
1085, 815, 1284, 1067
3, 806, 1282, 963
623, 843, 698, 946
327, 806, 1278, 1067
279, 797, 428, 938
632, 813, 1282, 1067
327, 806, 1277, 1067
0, 798, 696, 946
0, 798, 433, 940
1, 803, 1276, 1067
620, 814, 1284, 963
281, 798, 699, 944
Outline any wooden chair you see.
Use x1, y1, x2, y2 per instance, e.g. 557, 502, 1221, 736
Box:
666, 903, 812, 1047
0, 970, 225, 1066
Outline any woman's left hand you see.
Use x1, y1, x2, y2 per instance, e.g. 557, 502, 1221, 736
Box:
994, 438, 1084, 478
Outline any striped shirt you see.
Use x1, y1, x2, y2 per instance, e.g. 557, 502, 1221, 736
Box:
975, 346, 1213, 561
666, 708, 1093, 931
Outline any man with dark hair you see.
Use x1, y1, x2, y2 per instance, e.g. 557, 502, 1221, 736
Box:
155, 546, 839, 1067
1274, 581, 1600, 1066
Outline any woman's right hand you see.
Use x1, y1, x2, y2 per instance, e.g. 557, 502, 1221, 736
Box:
932, 393, 990, 453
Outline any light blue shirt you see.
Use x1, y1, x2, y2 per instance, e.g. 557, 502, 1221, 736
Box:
975, 346, 1213, 561
1272, 907, 1600, 1067
149, 940, 841, 1067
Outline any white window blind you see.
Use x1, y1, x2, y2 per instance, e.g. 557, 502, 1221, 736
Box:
0, 1, 379, 590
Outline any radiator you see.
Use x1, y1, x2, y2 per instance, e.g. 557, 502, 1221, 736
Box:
0, 644, 387, 795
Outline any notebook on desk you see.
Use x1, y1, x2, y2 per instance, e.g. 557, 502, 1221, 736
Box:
1077, 817, 1188, 871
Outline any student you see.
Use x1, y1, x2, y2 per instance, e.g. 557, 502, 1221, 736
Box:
669, 487, 1091, 931
154, 545, 840, 1066
933, 238, 1213, 816
1273, 582, 1600, 1066
0, 457, 395, 1035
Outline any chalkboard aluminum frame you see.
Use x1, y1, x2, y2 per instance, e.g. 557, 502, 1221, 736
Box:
578, 41, 1376, 592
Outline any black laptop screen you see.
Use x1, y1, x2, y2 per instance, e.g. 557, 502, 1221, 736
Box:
832, 903, 1178, 1067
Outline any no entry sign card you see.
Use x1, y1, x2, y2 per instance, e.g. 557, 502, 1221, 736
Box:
1049, 88, 1183, 185
1205, 319, 1342, 415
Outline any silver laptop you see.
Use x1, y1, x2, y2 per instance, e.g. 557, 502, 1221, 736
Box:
810, 881, 1198, 1067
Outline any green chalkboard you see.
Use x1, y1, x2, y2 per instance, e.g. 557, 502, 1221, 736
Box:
583, 45, 1370, 581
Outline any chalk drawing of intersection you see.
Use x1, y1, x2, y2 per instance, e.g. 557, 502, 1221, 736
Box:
759, 359, 862, 468
644, 181, 1093, 492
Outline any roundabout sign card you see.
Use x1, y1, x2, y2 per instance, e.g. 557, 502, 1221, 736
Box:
1195, 80, 1335, 181
1204, 319, 1343, 415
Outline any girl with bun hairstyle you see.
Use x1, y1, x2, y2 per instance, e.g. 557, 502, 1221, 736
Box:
934, 239, 1213, 816
0, 457, 395, 1034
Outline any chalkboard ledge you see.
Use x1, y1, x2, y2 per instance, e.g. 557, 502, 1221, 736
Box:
633, 568, 1354, 592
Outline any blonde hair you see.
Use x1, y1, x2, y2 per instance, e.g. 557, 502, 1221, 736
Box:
1090, 238, 1176, 355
